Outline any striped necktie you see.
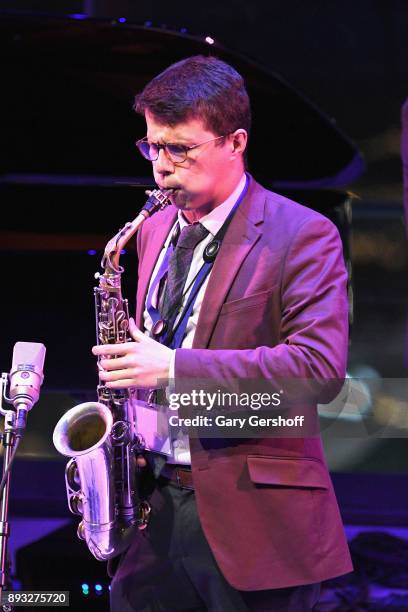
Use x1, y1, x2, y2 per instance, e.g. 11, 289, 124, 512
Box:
160, 222, 209, 337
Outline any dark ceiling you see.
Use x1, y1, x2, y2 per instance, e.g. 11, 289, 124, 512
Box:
1, 0, 407, 204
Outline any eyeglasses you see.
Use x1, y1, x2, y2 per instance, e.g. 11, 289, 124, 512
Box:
135, 135, 227, 163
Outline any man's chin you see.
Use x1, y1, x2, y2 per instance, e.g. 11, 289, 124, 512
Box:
169, 189, 189, 208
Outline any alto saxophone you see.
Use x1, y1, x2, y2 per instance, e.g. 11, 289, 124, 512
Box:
53, 189, 171, 561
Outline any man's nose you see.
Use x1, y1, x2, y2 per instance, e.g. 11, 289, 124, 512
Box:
154, 148, 174, 175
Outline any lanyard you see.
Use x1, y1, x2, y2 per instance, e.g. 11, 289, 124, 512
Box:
146, 174, 249, 348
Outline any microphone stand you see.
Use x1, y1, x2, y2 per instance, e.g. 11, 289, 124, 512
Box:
0, 372, 19, 612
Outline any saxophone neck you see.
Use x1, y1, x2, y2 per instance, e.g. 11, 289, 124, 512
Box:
101, 214, 145, 275
101, 188, 171, 275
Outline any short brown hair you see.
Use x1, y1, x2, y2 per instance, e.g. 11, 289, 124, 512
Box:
134, 55, 251, 137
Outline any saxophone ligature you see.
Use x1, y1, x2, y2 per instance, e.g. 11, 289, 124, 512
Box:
53, 189, 171, 561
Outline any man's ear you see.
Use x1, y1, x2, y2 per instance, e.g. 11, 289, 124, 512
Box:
230, 129, 248, 159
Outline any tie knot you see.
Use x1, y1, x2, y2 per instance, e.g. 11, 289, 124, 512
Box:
176, 222, 209, 250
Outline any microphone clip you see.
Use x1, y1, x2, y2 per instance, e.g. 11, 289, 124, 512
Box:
0, 373, 26, 433
0, 373, 13, 417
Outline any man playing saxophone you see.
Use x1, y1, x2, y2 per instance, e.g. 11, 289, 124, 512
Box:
92, 55, 352, 611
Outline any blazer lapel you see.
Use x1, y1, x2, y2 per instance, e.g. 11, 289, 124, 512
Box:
135, 207, 178, 329
192, 178, 265, 348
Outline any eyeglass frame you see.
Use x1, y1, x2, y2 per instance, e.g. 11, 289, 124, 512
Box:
135, 134, 229, 163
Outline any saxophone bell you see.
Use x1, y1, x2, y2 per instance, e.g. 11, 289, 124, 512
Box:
53, 401, 141, 560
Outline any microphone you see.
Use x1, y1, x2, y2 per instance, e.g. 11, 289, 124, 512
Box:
9, 342, 46, 430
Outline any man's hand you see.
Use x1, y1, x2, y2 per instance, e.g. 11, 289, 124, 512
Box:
92, 318, 173, 389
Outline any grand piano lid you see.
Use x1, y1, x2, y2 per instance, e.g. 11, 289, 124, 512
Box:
0, 12, 364, 190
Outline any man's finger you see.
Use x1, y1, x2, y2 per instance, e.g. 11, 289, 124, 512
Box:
92, 343, 131, 356
99, 356, 132, 371
129, 318, 145, 341
104, 378, 138, 389
99, 368, 136, 382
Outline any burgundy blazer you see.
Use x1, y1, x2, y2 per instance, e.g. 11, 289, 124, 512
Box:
135, 176, 353, 591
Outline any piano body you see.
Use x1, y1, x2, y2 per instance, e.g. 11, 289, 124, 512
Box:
1, 12, 363, 400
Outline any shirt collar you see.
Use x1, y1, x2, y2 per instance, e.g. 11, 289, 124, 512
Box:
177, 173, 247, 236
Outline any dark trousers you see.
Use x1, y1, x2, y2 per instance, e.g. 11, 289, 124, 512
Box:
110, 469, 321, 612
